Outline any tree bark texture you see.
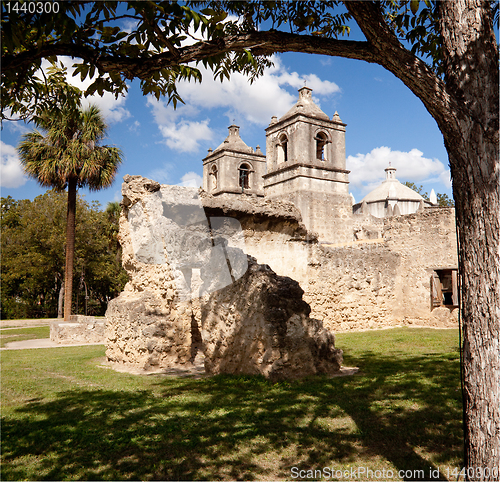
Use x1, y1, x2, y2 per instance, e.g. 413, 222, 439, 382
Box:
63, 178, 77, 322
342, 3, 499, 474
438, 1, 499, 478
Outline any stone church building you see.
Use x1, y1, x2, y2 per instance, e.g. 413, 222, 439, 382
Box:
203, 86, 434, 244
102, 87, 459, 374
199, 86, 458, 329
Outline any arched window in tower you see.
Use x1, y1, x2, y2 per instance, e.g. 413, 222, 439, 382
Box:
277, 133, 288, 164
239, 163, 250, 190
315, 132, 328, 161
210, 165, 218, 191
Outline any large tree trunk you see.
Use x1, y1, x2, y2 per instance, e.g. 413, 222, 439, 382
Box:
63, 178, 77, 322
343, 2, 499, 475
438, 2, 500, 478
451, 130, 500, 481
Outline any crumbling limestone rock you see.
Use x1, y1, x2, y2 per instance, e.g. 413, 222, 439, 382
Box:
201, 256, 343, 381
106, 175, 342, 377
106, 176, 204, 371
105, 291, 197, 370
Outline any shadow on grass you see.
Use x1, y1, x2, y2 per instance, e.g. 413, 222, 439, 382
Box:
1, 351, 462, 481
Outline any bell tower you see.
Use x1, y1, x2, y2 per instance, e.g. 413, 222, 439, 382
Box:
202, 125, 266, 197
263, 87, 353, 243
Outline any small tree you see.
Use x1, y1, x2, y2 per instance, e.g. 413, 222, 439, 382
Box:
18, 77, 123, 320
402, 181, 454, 207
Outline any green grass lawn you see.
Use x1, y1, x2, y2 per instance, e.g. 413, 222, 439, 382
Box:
0, 328, 463, 481
0, 325, 50, 348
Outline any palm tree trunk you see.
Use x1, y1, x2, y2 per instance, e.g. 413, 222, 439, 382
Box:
63, 178, 77, 321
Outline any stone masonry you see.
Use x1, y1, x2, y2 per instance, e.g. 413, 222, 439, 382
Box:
202, 256, 343, 381
105, 175, 344, 377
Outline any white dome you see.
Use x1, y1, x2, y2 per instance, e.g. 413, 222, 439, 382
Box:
354, 166, 433, 218
361, 167, 426, 204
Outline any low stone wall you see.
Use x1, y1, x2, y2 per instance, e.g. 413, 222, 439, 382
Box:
50, 316, 106, 344
302, 208, 459, 331
304, 241, 400, 332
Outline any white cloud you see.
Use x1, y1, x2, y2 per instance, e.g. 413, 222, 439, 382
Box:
173, 56, 340, 126
113, 189, 123, 202
0, 141, 26, 188
278, 71, 340, 96
347, 146, 447, 194
146, 56, 342, 153
159, 120, 213, 152
179, 171, 203, 188
83, 92, 130, 124
147, 97, 214, 153
40, 57, 131, 124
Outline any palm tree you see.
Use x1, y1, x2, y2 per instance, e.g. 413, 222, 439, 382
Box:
18, 104, 123, 321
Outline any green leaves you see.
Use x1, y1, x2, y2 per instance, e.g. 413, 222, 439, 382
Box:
18, 92, 122, 195
4, 0, 480, 121
383, 0, 444, 75
1, 0, 350, 121
1, 192, 128, 319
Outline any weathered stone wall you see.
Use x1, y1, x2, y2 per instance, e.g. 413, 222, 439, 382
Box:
301, 208, 458, 331
201, 190, 315, 287
352, 212, 384, 240
105, 176, 344, 376
383, 207, 458, 325
107, 176, 459, 374
303, 241, 401, 331
202, 257, 343, 381
201, 191, 459, 331
201, 190, 458, 331
105, 291, 197, 370
105, 176, 200, 370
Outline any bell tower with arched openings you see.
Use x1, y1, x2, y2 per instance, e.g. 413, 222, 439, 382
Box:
202, 125, 266, 197
263, 86, 353, 243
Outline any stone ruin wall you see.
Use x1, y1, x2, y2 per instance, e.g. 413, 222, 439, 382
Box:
105, 176, 343, 377
301, 208, 458, 332
212, 196, 459, 332
382, 207, 458, 326
303, 241, 401, 332
106, 176, 458, 373
106, 178, 196, 369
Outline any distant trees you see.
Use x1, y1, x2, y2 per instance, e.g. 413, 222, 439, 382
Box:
0, 192, 128, 320
402, 181, 454, 207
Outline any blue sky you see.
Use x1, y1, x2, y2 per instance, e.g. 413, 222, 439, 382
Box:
1, 20, 453, 209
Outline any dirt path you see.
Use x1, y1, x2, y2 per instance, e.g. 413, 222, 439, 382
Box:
1, 339, 104, 350
0, 318, 56, 329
